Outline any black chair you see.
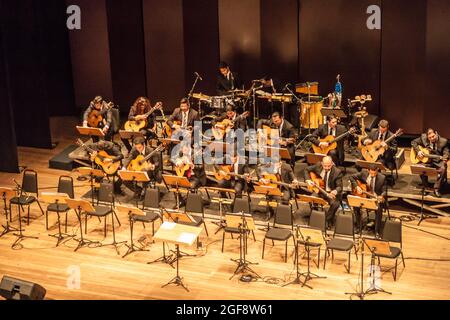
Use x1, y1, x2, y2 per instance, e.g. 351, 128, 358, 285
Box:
297, 210, 326, 268
9, 169, 45, 225
323, 212, 357, 273
45, 176, 74, 232
221, 197, 255, 252
180, 193, 209, 244
262, 204, 294, 262
84, 183, 117, 237
374, 219, 405, 281
134, 187, 163, 236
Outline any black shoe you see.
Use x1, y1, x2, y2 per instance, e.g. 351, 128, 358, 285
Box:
434, 190, 442, 198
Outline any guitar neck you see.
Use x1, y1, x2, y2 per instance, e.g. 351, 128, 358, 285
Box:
330, 130, 351, 144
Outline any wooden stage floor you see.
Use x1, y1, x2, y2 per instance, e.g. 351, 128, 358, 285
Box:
0, 117, 449, 300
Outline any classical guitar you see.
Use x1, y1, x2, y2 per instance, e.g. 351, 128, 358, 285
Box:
124, 102, 163, 132
259, 125, 296, 146
87, 102, 114, 128
126, 144, 166, 172
76, 139, 121, 175
212, 111, 250, 140
352, 180, 377, 199
361, 128, 403, 162
410, 145, 445, 164
311, 127, 357, 155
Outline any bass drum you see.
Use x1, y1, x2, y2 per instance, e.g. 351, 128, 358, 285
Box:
300, 98, 323, 129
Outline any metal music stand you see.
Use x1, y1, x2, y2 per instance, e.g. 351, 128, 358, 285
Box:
355, 160, 386, 172
0, 187, 18, 238
118, 170, 150, 206
321, 107, 347, 119
116, 205, 151, 258
347, 195, 379, 238
76, 126, 105, 138
162, 175, 191, 210
75, 167, 105, 205
207, 187, 235, 234
253, 185, 282, 220
305, 153, 326, 165
225, 212, 260, 280
118, 130, 144, 141
297, 194, 328, 212
65, 198, 101, 252
410, 165, 439, 225
40, 192, 75, 247
264, 146, 291, 160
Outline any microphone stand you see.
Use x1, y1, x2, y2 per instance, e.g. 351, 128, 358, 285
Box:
187, 73, 201, 113
285, 84, 302, 136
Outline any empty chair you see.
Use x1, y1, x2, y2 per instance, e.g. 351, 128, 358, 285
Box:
133, 187, 163, 236
180, 193, 209, 242
222, 197, 255, 252
10, 169, 45, 225
374, 219, 405, 281
323, 212, 357, 273
45, 176, 74, 232
262, 204, 294, 262
84, 182, 116, 237
297, 210, 326, 268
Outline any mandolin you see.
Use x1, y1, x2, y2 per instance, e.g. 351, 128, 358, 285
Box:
87, 102, 113, 128
126, 144, 166, 172
76, 139, 121, 175
311, 127, 356, 155
212, 111, 250, 140
361, 128, 403, 162
124, 102, 163, 132
410, 145, 446, 164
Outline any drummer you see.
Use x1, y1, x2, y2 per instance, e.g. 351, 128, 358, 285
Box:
216, 61, 242, 95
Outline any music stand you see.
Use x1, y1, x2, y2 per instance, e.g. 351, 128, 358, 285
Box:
76, 167, 105, 205
347, 195, 378, 238
225, 212, 260, 280
264, 146, 291, 160
297, 194, 328, 212
65, 198, 101, 252
305, 153, 325, 165
162, 175, 191, 210
162, 209, 198, 258
253, 185, 282, 221
355, 160, 386, 172
0, 187, 18, 238
119, 130, 144, 140
207, 187, 235, 234
410, 165, 438, 225
76, 126, 105, 138
118, 170, 150, 206
116, 205, 151, 258
40, 192, 75, 247
321, 107, 347, 119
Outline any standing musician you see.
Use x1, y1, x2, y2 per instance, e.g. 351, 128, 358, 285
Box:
310, 114, 347, 166
122, 137, 162, 199
349, 166, 386, 236
88, 140, 124, 194
82, 96, 113, 141
122, 97, 158, 152
411, 128, 449, 197
211, 104, 248, 140
258, 112, 297, 166
216, 61, 242, 95
304, 156, 343, 227
215, 153, 252, 199
166, 98, 199, 133
361, 119, 398, 170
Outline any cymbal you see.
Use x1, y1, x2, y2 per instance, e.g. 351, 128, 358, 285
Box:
227, 89, 245, 93
192, 93, 211, 101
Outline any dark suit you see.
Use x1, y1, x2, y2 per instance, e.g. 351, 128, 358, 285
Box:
89, 141, 124, 193
258, 119, 297, 165
216, 72, 242, 95
411, 134, 449, 191
362, 129, 398, 170
304, 163, 343, 225
217, 160, 250, 198
258, 162, 296, 204
82, 102, 113, 141
122, 104, 157, 152
213, 112, 248, 131
310, 124, 347, 165
167, 108, 199, 129
349, 170, 386, 233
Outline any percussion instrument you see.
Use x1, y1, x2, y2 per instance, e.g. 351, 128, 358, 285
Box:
300, 97, 324, 129
295, 82, 319, 95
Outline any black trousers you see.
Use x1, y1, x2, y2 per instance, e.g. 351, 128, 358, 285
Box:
354, 206, 383, 234
217, 179, 245, 198
420, 160, 447, 191
313, 192, 341, 226
122, 128, 156, 152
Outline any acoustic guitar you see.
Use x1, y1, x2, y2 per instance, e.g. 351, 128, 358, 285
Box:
410, 145, 445, 164
311, 127, 356, 155
212, 111, 250, 140
352, 180, 377, 199
87, 102, 114, 128
126, 144, 166, 172
361, 128, 403, 162
76, 139, 121, 175
259, 125, 296, 146
124, 102, 162, 132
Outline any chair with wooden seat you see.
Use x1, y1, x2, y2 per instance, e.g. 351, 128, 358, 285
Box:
374, 219, 405, 281
297, 210, 326, 268
323, 212, 357, 273
45, 176, 74, 232
262, 204, 294, 262
9, 169, 45, 225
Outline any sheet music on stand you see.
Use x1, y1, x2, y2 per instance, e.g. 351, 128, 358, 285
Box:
76, 126, 105, 137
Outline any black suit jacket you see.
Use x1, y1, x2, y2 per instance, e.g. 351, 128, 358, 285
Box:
411, 134, 449, 158
216, 72, 242, 95
88, 141, 123, 162
304, 163, 343, 196
167, 108, 199, 128
349, 170, 385, 196
310, 124, 347, 147
213, 112, 248, 131
258, 162, 296, 191
362, 129, 398, 154
258, 119, 297, 140
83, 103, 113, 129
122, 145, 161, 174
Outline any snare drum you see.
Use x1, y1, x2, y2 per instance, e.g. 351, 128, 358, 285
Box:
210, 96, 232, 109
300, 98, 324, 129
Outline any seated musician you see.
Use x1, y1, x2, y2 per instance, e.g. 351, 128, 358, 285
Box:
215, 153, 251, 199
361, 119, 398, 170
304, 156, 343, 227
257, 112, 297, 166
82, 96, 113, 141
211, 104, 248, 140
349, 165, 386, 236
88, 140, 124, 194
166, 98, 199, 132
122, 97, 158, 152
216, 61, 242, 96
411, 128, 449, 197
172, 143, 207, 192
257, 158, 299, 206
122, 137, 162, 199
309, 114, 346, 166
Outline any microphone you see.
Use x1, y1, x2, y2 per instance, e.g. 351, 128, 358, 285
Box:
194, 72, 203, 81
